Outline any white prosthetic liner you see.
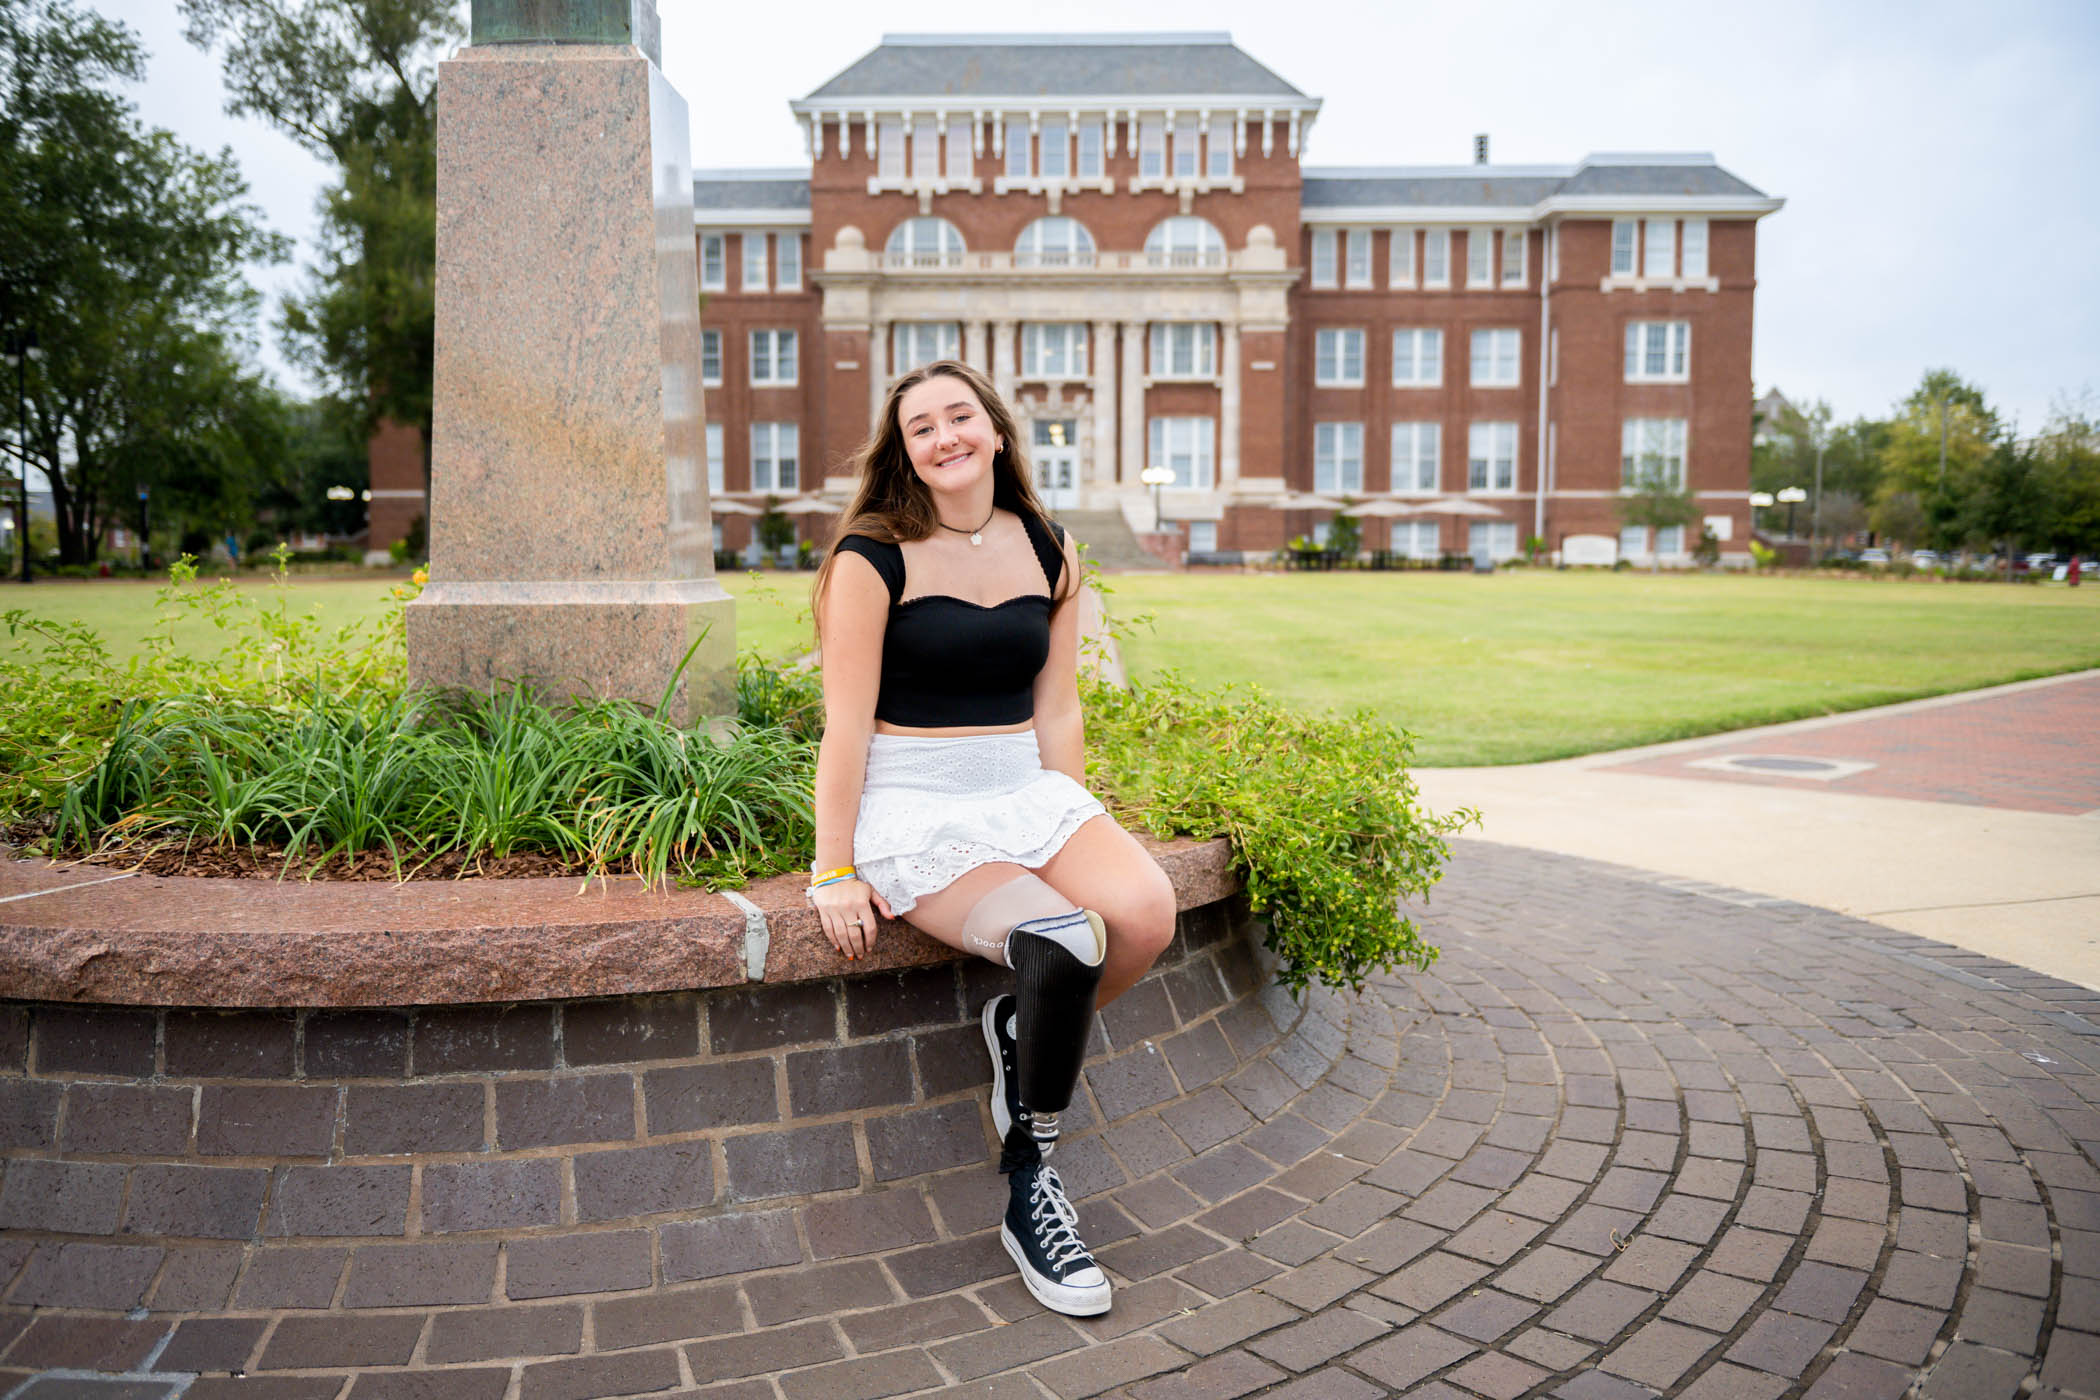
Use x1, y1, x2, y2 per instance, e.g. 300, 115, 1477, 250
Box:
963, 875, 1107, 1154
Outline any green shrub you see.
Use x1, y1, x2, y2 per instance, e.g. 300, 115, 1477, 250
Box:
1084, 674, 1472, 994
1749, 540, 1778, 569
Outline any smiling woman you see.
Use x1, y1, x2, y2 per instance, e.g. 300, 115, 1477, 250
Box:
803, 360, 1175, 1317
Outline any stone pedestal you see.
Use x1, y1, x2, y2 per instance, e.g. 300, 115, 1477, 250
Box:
406, 33, 733, 724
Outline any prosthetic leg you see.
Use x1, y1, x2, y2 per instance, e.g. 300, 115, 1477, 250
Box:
966, 874, 1112, 1316
963, 874, 1106, 1161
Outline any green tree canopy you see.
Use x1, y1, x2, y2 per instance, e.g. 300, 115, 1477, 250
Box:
1876, 368, 2002, 551
181, 0, 461, 444
2, 0, 286, 563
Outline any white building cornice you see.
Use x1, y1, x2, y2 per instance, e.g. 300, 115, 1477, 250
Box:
1301, 194, 1785, 225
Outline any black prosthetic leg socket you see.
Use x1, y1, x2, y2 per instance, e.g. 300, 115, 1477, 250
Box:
1010, 923, 1105, 1128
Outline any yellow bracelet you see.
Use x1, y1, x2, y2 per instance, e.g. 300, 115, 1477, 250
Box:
810, 865, 858, 885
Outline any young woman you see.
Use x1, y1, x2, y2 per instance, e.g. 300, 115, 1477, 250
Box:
807, 360, 1176, 1316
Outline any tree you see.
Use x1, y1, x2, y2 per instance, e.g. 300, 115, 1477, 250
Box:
2033, 394, 2100, 557
1617, 462, 1702, 572
1876, 369, 2001, 552
181, 0, 461, 464
1, 0, 287, 564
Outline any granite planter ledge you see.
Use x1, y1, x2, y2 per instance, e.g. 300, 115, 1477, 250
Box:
0, 836, 1239, 1008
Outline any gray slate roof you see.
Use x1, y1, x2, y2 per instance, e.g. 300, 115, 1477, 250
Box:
693, 177, 809, 211
1302, 161, 1768, 208
806, 35, 1306, 100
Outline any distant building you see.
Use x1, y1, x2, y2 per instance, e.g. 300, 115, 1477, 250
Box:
1753, 387, 1798, 447
690, 32, 1783, 564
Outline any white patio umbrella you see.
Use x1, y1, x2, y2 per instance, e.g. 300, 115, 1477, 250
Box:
708, 499, 763, 515
775, 497, 842, 515
1345, 499, 1429, 517
1275, 491, 1349, 511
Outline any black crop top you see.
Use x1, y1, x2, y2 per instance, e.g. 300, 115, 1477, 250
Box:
833, 513, 1068, 728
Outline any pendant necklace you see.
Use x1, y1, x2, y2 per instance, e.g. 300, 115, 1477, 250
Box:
939, 504, 996, 547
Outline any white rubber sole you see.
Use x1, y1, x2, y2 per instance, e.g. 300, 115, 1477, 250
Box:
1001, 1223, 1112, 1316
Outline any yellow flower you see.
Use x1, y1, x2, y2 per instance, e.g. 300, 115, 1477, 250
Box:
411, 568, 429, 586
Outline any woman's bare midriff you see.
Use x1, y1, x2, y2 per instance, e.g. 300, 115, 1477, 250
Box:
874, 718, 1037, 738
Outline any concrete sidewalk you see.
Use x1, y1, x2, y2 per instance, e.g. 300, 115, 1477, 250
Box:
1411, 669, 2100, 991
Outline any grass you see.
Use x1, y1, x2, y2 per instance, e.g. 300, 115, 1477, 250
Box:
1104, 570, 2100, 766
0, 569, 817, 664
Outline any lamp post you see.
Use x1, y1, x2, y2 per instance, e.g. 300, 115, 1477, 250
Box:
1140, 464, 1174, 532
1776, 486, 1807, 539
3, 326, 39, 584
1749, 491, 1774, 535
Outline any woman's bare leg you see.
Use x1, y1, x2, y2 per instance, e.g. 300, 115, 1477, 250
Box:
897, 861, 1033, 961
1031, 815, 1177, 1006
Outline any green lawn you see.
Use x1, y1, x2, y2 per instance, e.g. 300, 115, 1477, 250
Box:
10, 568, 2097, 769
0, 569, 817, 666
1103, 570, 2100, 766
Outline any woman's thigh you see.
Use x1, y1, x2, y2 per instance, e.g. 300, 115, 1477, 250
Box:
1033, 815, 1178, 1002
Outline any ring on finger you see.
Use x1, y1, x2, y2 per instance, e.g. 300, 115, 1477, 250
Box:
847, 917, 864, 926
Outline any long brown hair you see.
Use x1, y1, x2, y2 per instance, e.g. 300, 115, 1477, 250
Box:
811, 359, 1061, 617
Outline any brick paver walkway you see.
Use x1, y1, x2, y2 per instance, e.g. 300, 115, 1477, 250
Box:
1601, 672, 2100, 814
10, 839, 2100, 1397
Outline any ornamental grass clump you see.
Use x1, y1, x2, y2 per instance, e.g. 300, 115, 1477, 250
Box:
1084, 674, 1474, 994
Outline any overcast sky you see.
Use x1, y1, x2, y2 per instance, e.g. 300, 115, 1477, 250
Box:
103, 0, 2099, 436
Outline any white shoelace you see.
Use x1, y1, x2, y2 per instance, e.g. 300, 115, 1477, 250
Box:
1027, 1168, 1091, 1271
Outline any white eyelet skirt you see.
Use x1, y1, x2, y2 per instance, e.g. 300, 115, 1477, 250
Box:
853, 731, 1106, 917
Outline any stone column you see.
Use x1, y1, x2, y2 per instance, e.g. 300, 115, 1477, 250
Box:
991, 320, 1017, 405
1120, 322, 1146, 486
869, 317, 889, 424
407, 1, 735, 725
1090, 318, 1117, 493
1220, 321, 1242, 485
963, 320, 987, 375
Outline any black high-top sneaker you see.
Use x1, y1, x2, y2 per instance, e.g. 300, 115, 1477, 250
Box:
1000, 1146, 1111, 1316
982, 994, 1052, 1158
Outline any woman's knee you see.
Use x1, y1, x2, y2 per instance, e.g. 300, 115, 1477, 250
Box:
1114, 865, 1177, 963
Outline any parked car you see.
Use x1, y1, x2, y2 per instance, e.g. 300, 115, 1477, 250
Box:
2026, 553, 2059, 572
1858, 548, 1891, 566
1910, 550, 1941, 569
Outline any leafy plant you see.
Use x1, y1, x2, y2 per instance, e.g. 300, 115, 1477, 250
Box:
1084, 673, 1473, 994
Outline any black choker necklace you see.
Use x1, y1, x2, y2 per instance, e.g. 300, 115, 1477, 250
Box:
938, 504, 996, 546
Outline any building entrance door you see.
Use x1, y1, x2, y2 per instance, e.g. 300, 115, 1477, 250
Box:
1032, 420, 1079, 512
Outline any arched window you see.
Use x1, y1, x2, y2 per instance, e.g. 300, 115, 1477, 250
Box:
1014, 217, 1096, 268
885, 217, 966, 268
1144, 217, 1226, 268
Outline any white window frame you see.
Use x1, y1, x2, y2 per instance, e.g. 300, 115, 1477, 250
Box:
1038, 118, 1069, 179
1621, 417, 1688, 490
1392, 519, 1440, 559
1388, 228, 1415, 288
1468, 421, 1518, 493
944, 123, 972, 183
1021, 323, 1089, 379
1310, 229, 1338, 289
1206, 126, 1232, 178
1681, 218, 1709, 279
1344, 229, 1372, 288
1077, 119, 1104, 178
699, 233, 725, 291
749, 328, 796, 385
1015, 217, 1095, 267
1390, 422, 1441, 493
776, 233, 800, 291
1466, 227, 1494, 288
750, 422, 798, 493
700, 329, 722, 387
1187, 520, 1218, 554
885, 217, 966, 268
1138, 118, 1164, 178
911, 120, 939, 181
1611, 219, 1637, 277
1643, 219, 1676, 279
1004, 118, 1030, 178
1313, 421, 1364, 495
1619, 524, 1649, 558
1314, 328, 1365, 387
1391, 328, 1443, 388
1623, 321, 1691, 383
741, 232, 768, 293
705, 422, 724, 494
1470, 521, 1520, 561
1656, 523, 1686, 556
891, 322, 960, 375
1148, 416, 1215, 489
1423, 229, 1451, 288
1148, 322, 1217, 379
877, 119, 904, 181
1144, 217, 1224, 268
1172, 115, 1199, 177
1501, 229, 1526, 287
1469, 328, 1522, 388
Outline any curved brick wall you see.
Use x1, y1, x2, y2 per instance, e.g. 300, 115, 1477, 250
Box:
0, 880, 1355, 1327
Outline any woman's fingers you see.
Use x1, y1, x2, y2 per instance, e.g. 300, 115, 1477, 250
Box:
871, 892, 894, 920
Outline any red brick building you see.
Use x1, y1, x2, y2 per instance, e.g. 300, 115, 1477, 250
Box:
707, 32, 1783, 564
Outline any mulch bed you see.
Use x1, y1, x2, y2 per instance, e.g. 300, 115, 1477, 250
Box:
4, 821, 591, 881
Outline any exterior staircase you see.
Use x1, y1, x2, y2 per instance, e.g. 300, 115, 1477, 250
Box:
1052, 507, 1167, 572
